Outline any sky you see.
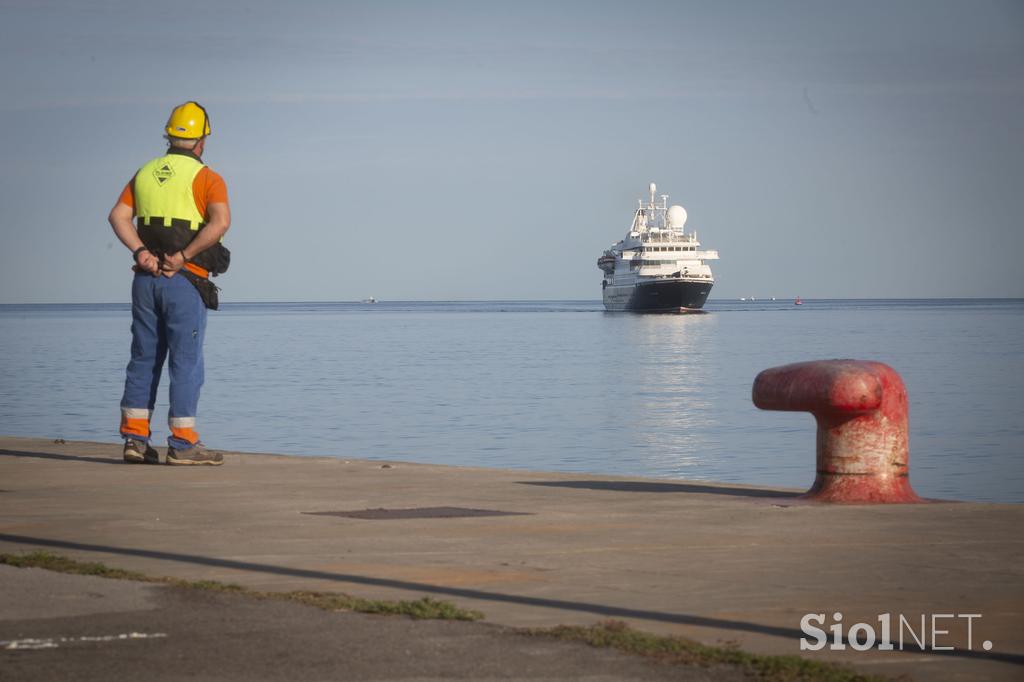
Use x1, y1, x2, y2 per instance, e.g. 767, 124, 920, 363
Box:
0, 0, 1021, 303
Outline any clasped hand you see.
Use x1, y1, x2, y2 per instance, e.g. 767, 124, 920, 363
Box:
136, 249, 185, 277
136, 250, 160, 275
159, 251, 186, 277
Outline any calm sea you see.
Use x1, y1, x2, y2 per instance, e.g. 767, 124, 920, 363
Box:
1, 299, 1022, 503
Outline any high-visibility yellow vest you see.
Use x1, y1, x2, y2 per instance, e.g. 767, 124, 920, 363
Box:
131, 149, 230, 277
134, 152, 206, 231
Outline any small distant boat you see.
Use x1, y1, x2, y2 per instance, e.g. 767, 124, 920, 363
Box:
794, 296, 803, 306
362, 296, 378, 304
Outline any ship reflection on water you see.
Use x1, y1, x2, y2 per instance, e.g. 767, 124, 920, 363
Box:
617, 314, 721, 479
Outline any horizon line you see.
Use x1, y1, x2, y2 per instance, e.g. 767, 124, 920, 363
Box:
2, 297, 1023, 307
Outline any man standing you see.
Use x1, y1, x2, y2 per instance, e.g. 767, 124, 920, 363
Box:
109, 101, 231, 465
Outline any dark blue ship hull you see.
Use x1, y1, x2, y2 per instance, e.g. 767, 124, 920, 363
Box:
602, 279, 713, 313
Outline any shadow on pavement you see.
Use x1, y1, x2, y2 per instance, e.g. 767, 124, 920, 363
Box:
519, 480, 798, 499
0, 448, 121, 466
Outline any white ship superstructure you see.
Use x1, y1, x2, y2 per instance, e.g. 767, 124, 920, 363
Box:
598, 183, 719, 312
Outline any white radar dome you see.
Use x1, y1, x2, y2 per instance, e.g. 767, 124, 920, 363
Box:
667, 205, 688, 228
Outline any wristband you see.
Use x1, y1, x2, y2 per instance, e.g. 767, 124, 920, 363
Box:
132, 246, 147, 262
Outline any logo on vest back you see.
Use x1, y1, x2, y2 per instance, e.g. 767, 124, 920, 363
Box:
153, 163, 175, 185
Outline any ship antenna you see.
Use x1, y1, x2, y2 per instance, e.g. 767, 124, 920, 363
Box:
649, 182, 656, 208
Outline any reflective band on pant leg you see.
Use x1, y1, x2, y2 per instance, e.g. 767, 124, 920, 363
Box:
169, 417, 198, 445
120, 408, 152, 439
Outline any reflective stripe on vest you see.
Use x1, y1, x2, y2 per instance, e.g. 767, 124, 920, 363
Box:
134, 153, 206, 230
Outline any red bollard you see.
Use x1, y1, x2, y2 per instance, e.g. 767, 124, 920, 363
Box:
752, 360, 923, 503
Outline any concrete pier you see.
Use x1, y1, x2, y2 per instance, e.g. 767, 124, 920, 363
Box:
2, 436, 1022, 680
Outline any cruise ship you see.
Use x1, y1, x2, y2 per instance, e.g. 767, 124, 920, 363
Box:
598, 183, 719, 313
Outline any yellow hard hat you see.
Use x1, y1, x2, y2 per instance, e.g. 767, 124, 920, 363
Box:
164, 101, 211, 139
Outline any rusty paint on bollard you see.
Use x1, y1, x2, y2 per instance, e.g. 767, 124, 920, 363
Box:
752, 360, 923, 504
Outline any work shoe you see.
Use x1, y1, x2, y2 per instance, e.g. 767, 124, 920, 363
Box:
166, 442, 223, 466
123, 439, 159, 464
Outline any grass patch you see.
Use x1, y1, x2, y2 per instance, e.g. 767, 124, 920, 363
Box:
527, 620, 904, 682
0, 550, 150, 581
0, 551, 482, 621
2, 551, 901, 678
281, 591, 479, 620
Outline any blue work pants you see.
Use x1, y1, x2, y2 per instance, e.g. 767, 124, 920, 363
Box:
119, 272, 207, 449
